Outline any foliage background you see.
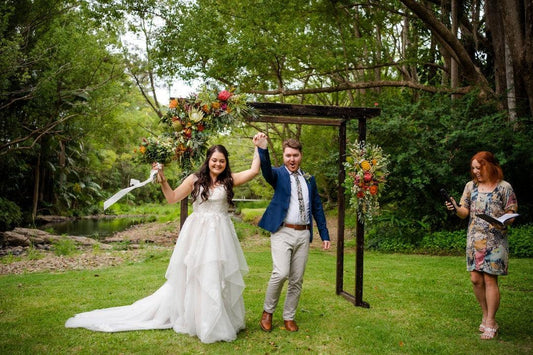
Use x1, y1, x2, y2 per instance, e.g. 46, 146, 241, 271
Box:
1, 0, 532, 254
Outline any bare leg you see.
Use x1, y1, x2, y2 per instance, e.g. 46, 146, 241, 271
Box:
483, 273, 500, 329
470, 271, 488, 327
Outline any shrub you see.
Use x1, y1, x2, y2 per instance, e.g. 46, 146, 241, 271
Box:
419, 230, 465, 255
363, 217, 531, 257
52, 237, 77, 256
508, 224, 533, 258
0, 197, 22, 231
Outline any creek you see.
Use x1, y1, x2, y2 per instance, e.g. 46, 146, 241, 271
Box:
39, 216, 151, 240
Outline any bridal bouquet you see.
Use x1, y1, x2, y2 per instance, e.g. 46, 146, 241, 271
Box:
135, 135, 176, 165
344, 140, 389, 224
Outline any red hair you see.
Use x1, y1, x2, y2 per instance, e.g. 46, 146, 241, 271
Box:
470, 151, 504, 183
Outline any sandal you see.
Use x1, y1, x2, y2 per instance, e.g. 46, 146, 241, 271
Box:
479, 323, 486, 332
480, 325, 499, 340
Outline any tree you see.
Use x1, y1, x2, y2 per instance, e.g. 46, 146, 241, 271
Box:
147, 0, 531, 118
0, 0, 131, 222
399, 0, 532, 118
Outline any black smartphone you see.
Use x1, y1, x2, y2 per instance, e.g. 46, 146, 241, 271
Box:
440, 188, 456, 212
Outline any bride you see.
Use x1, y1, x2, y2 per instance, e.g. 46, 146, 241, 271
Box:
66, 137, 261, 343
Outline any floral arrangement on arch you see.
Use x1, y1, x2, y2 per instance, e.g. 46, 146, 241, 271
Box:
136, 85, 255, 173
343, 140, 390, 224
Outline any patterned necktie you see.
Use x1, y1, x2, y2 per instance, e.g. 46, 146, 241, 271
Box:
293, 172, 306, 224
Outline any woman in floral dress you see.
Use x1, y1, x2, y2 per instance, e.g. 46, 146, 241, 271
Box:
446, 151, 518, 340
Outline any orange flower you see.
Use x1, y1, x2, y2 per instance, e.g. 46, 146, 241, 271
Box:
369, 185, 379, 195
202, 104, 209, 113
360, 160, 371, 171
169, 99, 178, 109
212, 102, 221, 110
139, 146, 146, 154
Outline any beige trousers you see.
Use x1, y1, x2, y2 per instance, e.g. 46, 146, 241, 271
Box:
263, 226, 310, 320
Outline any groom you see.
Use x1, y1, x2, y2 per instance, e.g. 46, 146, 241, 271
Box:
253, 132, 330, 332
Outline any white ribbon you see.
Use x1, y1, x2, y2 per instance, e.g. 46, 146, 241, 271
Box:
103, 169, 158, 210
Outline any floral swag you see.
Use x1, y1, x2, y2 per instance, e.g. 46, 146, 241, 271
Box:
343, 140, 390, 224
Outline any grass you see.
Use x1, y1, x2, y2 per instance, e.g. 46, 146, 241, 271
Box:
0, 239, 531, 355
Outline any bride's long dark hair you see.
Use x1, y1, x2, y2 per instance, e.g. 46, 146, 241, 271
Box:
191, 145, 234, 206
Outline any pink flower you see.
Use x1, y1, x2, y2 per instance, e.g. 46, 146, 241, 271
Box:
363, 171, 372, 182
217, 90, 232, 101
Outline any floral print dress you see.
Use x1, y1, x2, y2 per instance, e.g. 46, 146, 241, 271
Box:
460, 180, 518, 275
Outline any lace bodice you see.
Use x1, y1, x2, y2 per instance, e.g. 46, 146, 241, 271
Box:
191, 185, 230, 214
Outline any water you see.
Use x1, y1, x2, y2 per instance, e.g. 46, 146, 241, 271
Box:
40, 217, 150, 240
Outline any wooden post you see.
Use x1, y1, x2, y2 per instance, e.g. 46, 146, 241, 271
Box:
355, 116, 370, 308
180, 197, 188, 228
336, 121, 346, 295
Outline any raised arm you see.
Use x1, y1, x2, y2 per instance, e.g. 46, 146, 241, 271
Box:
154, 163, 196, 204
232, 146, 260, 187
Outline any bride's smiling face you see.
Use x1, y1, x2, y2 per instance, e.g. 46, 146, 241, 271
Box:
209, 151, 227, 177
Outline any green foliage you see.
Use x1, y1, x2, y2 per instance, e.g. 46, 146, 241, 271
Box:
105, 202, 182, 223
0, 0, 135, 219
112, 240, 132, 251
364, 210, 430, 252
508, 224, 533, 258
238, 208, 265, 224
52, 237, 77, 256
232, 219, 261, 241
419, 230, 466, 255
363, 91, 533, 241
363, 216, 532, 257
0, 197, 22, 231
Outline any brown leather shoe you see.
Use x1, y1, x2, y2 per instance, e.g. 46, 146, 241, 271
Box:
284, 319, 299, 332
260, 311, 272, 332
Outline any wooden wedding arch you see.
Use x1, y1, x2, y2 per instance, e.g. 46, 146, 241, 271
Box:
248, 102, 380, 308
179, 102, 380, 307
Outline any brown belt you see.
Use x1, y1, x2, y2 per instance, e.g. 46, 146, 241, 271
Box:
283, 223, 310, 230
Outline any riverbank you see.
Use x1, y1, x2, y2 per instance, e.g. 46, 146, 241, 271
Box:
0, 221, 180, 274
0, 215, 338, 275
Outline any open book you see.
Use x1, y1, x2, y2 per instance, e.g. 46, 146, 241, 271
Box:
476, 213, 519, 227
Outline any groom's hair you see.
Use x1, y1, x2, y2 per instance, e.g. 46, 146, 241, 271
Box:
282, 138, 302, 152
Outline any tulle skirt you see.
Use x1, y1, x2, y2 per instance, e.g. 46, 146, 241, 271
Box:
65, 209, 248, 344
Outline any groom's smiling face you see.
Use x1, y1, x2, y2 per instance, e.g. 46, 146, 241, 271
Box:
283, 147, 302, 173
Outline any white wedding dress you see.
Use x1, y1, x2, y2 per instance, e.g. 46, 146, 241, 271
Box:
65, 186, 249, 343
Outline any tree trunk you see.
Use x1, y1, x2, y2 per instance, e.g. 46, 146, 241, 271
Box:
450, 0, 459, 99
400, 0, 493, 94
485, 0, 508, 99
498, 0, 533, 118
32, 153, 40, 223
505, 41, 518, 121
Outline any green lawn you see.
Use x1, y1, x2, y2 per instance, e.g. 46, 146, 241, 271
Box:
0, 244, 531, 354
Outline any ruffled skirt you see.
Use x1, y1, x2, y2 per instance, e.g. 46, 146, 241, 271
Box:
65, 210, 248, 344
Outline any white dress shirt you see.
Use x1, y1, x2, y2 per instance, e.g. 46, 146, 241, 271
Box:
284, 168, 310, 225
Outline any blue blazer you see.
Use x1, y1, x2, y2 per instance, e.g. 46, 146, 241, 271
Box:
257, 148, 330, 242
